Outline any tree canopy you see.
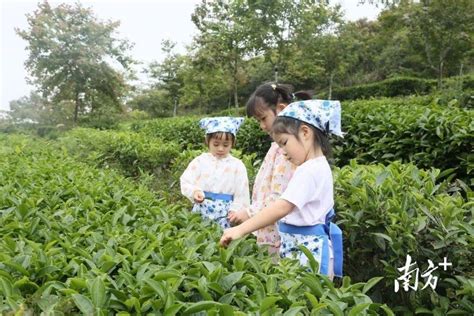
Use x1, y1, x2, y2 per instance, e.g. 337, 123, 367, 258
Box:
11, 0, 474, 121
16, 0, 135, 122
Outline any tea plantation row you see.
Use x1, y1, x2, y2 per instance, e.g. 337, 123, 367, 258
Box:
56, 125, 473, 313
1, 135, 393, 315
128, 96, 473, 185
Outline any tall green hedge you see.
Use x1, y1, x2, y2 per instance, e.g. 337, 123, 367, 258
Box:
334, 161, 473, 313
321, 77, 436, 101
317, 75, 474, 101
58, 128, 181, 177
334, 98, 473, 184
130, 97, 473, 183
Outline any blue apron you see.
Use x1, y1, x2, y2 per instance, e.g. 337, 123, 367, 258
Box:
278, 209, 343, 277
192, 191, 234, 229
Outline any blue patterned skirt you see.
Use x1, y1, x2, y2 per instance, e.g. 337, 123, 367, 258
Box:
192, 191, 233, 230
278, 209, 343, 277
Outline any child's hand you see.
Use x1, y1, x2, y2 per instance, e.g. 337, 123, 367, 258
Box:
228, 210, 249, 225
220, 226, 244, 247
193, 190, 205, 203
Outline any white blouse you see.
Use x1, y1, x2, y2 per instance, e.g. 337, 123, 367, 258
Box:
180, 153, 250, 212
280, 156, 334, 226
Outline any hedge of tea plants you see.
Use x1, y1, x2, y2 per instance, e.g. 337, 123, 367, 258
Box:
130, 97, 473, 184
316, 75, 474, 103
334, 161, 473, 313
60, 127, 473, 313
58, 128, 181, 178
322, 77, 436, 101
166, 148, 473, 314
2, 135, 394, 315
334, 98, 473, 185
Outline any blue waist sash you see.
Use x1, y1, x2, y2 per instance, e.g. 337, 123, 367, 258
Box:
203, 191, 234, 202
278, 209, 343, 277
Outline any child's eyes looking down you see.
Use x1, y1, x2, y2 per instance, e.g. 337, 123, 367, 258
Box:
214, 142, 230, 147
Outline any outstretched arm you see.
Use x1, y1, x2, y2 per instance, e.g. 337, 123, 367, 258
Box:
220, 199, 294, 247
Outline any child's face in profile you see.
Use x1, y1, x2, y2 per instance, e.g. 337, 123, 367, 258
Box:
273, 132, 305, 166
254, 103, 288, 135
255, 108, 277, 134
208, 135, 232, 159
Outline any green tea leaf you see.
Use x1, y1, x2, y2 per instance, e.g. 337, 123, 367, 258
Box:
182, 301, 222, 315
259, 296, 280, 313
90, 277, 107, 308
348, 303, 371, 316
220, 271, 244, 291
362, 277, 383, 294
72, 294, 94, 315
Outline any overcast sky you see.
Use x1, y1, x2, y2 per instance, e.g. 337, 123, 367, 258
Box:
0, 0, 381, 111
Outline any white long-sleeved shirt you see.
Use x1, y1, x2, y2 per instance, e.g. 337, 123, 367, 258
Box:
180, 153, 250, 212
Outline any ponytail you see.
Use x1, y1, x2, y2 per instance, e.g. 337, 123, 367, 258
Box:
246, 82, 294, 117
293, 90, 314, 101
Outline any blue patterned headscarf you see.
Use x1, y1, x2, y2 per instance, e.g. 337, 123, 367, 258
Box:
199, 116, 245, 136
277, 100, 343, 137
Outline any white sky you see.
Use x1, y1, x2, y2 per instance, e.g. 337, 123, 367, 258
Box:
0, 0, 381, 111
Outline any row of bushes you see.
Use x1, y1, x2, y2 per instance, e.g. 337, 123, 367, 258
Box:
334, 98, 473, 185
317, 75, 474, 103
58, 128, 182, 178
172, 149, 474, 313
130, 97, 473, 184
0, 134, 390, 315
323, 77, 436, 101
51, 126, 473, 313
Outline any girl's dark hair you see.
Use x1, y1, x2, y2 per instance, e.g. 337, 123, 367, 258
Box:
205, 132, 235, 147
271, 116, 332, 159
294, 90, 314, 100
246, 82, 314, 118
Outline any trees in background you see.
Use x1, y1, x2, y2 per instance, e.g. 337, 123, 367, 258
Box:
145, 40, 187, 116
405, 0, 474, 88
12, 0, 473, 121
16, 1, 135, 123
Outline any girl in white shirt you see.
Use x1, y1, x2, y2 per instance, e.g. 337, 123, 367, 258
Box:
220, 100, 344, 278
180, 117, 250, 230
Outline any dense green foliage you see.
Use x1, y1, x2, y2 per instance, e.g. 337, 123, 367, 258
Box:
129, 97, 474, 184
0, 135, 392, 315
334, 99, 473, 185
58, 128, 181, 178
322, 77, 436, 100
317, 75, 474, 107
335, 161, 473, 313
15, 1, 134, 123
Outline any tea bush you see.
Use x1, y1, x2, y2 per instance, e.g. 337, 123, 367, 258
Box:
335, 99, 473, 184
129, 97, 473, 183
0, 135, 391, 315
58, 128, 181, 178
316, 75, 474, 101
322, 77, 436, 101
334, 161, 473, 313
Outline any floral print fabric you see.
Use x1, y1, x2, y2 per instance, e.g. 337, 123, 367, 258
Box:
180, 153, 250, 226
248, 142, 296, 254
278, 99, 343, 137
